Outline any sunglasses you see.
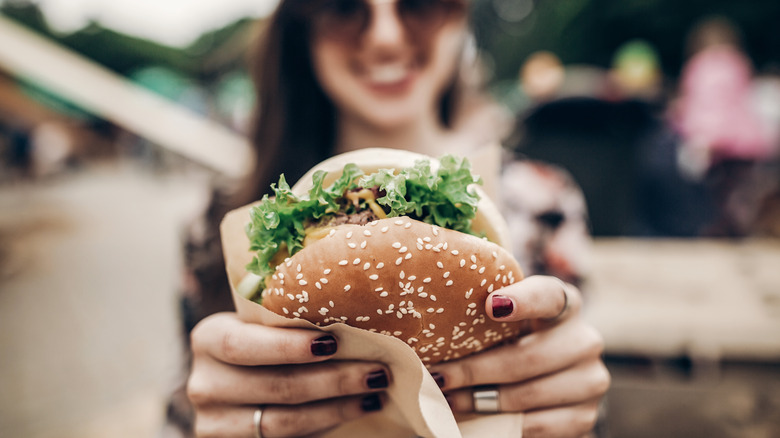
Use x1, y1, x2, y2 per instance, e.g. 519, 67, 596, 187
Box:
297, 0, 467, 42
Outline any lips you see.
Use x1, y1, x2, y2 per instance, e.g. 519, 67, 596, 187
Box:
362, 62, 418, 94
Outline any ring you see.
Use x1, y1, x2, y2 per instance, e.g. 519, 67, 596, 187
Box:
253, 407, 264, 438
473, 386, 501, 413
548, 278, 570, 321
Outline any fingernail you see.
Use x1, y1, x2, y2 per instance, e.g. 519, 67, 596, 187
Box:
311, 335, 337, 356
366, 369, 389, 389
492, 295, 514, 318
361, 393, 382, 412
430, 372, 445, 388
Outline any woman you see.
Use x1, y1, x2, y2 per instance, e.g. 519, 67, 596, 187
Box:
174, 0, 609, 437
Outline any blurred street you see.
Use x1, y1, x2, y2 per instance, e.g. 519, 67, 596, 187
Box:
0, 162, 208, 437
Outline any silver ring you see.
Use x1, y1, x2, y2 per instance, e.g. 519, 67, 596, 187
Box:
549, 279, 570, 320
473, 386, 501, 413
253, 407, 264, 438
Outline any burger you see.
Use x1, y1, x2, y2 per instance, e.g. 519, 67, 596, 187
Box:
239, 149, 524, 365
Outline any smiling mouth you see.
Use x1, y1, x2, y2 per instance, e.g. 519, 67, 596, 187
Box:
366, 64, 413, 85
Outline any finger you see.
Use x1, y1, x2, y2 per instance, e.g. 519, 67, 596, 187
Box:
429, 320, 604, 390
522, 399, 602, 438
193, 394, 385, 438
191, 312, 338, 366
487, 276, 582, 322
188, 360, 391, 406
444, 360, 610, 413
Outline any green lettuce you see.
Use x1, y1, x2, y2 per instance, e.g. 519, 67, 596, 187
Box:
245, 156, 482, 290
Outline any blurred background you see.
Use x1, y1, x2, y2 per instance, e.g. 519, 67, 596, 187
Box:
0, 0, 778, 437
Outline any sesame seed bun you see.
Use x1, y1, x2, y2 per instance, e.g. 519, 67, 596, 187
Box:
260, 149, 525, 365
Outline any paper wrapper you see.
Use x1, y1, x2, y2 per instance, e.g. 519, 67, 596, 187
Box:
221, 205, 523, 438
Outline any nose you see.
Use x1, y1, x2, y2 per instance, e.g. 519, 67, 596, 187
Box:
363, 0, 407, 48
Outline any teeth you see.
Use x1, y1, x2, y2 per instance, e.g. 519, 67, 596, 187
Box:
368, 65, 407, 84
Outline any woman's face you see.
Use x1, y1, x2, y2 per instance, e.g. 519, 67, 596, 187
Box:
309, 0, 468, 130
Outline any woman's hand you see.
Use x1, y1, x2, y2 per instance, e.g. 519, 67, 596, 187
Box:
428, 276, 609, 438
187, 312, 391, 438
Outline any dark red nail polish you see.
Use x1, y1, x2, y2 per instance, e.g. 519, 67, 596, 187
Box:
366, 369, 389, 389
431, 372, 445, 388
492, 295, 514, 318
311, 335, 337, 356
361, 393, 382, 412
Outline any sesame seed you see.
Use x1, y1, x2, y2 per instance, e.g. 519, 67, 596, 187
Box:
375, 287, 383, 292
432, 227, 439, 236
398, 246, 408, 253
499, 265, 506, 271
363, 262, 371, 270
283, 308, 289, 314
395, 220, 404, 225
468, 303, 477, 308
287, 294, 295, 300
324, 269, 331, 275
446, 280, 453, 287
399, 271, 405, 279
377, 309, 383, 315
376, 262, 384, 269
431, 295, 438, 301
419, 292, 428, 298
443, 271, 450, 278
319, 307, 329, 315
394, 331, 402, 336
320, 278, 328, 284
293, 312, 301, 317
437, 262, 444, 269
397, 312, 403, 319
425, 244, 433, 250
328, 229, 336, 237
381, 226, 389, 233
339, 260, 348, 266
495, 273, 502, 281
346, 231, 353, 239
364, 230, 372, 236
392, 242, 402, 249
315, 282, 322, 290
451, 250, 459, 256
404, 253, 412, 260
478, 267, 486, 274
344, 285, 351, 292
369, 274, 379, 280
329, 301, 335, 307
299, 280, 307, 286
460, 259, 466, 268
408, 275, 417, 281
471, 255, 477, 264
481, 279, 487, 287
380, 291, 389, 297
348, 242, 357, 249
436, 308, 445, 314
360, 241, 367, 249
296, 273, 304, 280
470, 264, 478, 270
404, 222, 412, 229
423, 277, 432, 283
353, 258, 361, 265
395, 257, 403, 265
427, 308, 436, 313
